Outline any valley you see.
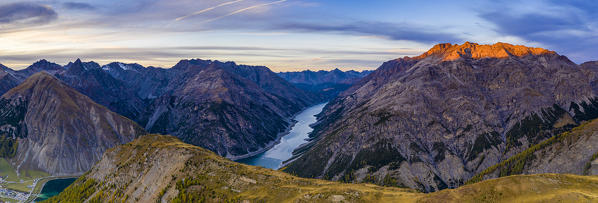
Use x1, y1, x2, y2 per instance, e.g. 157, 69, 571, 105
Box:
0, 59, 366, 202
3, 0, 598, 202
238, 103, 327, 169
0, 43, 597, 202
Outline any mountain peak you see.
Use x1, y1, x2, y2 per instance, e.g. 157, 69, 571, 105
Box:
4, 72, 61, 97
0, 63, 9, 71
27, 59, 62, 71
28, 71, 54, 79
413, 42, 557, 61
65, 59, 100, 74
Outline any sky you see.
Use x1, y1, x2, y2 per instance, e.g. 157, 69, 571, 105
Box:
0, 0, 597, 72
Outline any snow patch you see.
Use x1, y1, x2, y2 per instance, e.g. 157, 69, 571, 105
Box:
119, 63, 134, 71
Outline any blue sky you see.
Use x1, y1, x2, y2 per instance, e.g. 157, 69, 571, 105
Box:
0, 0, 597, 71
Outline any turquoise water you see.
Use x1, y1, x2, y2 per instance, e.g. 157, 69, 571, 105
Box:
238, 103, 327, 169
34, 178, 77, 201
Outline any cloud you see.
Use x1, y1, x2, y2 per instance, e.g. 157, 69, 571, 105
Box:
173, 46, 419, 56
479, 11, 586, 38
478, 1, 598, 63
0, 2, 57, 25
272, 21, 461, 43
0, 45, 413, 70
176, 0, 246, 21
63, 2, 96, 10
201, 0, 287, 24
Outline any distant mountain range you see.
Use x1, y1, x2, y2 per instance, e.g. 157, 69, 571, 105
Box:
283, 42, 598, 192
278, 69, 372, 100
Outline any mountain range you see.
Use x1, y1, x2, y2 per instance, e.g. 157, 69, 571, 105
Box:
0, 59, 323, 160
278, 69, 373, 100
283, 42, 598, 192
1, 41, 598, 201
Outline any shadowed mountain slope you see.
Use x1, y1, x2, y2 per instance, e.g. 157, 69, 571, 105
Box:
142, 60, 317, 159
0, 72, 146, 176
0, 59, 317, 159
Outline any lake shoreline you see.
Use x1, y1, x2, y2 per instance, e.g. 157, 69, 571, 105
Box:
237, 103, 327, 169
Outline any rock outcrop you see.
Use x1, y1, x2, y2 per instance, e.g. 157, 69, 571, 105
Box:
284, 42, 598, 192
0, 72, 146, 175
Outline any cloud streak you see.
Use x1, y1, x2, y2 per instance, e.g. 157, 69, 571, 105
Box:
63, 2, 96, 10
0, 2, 57, 25
273, 21, 461, 43
478, 1, 598, 63
201, 0, 287, 23
175, 0, 246, 21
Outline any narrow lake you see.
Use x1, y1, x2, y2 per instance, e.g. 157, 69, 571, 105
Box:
34, 178, 77, 201
238, 103, 327, 169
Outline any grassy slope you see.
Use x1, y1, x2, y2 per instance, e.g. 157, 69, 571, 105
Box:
423, 174, 598, 202
46, 135, 598, 202
0, 158, 18, 181
0, 158, 50, 193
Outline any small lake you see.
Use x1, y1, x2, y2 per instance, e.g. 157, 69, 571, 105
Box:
238, 103, 327, 169
34, 178, 77, 201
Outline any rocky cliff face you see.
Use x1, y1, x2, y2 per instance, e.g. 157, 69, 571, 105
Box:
468, 117, 598, 183
47, 134, 598, 202
57, 59, 149, 121
101, 62, 174, 100
284, 42, 598, 192
278, 69, 372, 100
0, 72, 146, 176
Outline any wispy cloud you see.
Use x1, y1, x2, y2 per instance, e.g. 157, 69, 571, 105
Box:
272, 21, 461, 43
63, 2, 96, 10
201, 0, 287, 24
478, 0, 598, 62
0, 2, 57, 25
175, 0, 246, 21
